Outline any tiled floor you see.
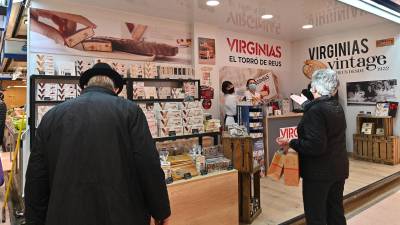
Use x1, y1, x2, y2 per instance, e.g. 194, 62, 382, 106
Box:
348, 190, 400, 225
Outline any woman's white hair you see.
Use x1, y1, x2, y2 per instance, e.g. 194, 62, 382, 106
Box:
311, 69, 340, 96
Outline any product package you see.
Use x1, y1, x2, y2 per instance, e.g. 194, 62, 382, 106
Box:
159, 118, 183, 128
133, 82, 145, 99
183, 82, 197, 98
157, 110, 182, 120
130, 63, 145, 78
144, 87, 158, 99
154, 102, 182, 111
204, 119, 221, 132
182, 108, 203, 118
65, 84, 77, 100
75, 59, 94, 76
36, 83, 57, 101
172, 88, 185, 99
157, 87, 172, 99
182, 101, 202, 109
144, 62, 157, 78
206, 157, 231, 173
159, 126, 184, 137
119, 86, 128, 99
58, 61, 76, 76
57, 83, 77, 101
36, 105, 54, 127
35, 54, 55, 75
183, 116, 204, 126
111, 62, 128, 78
184, 124, 205, 135
202, 145, 222, 159
76, 85, 82, 96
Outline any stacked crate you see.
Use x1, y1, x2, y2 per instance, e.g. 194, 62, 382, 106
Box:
353, 115, 400, 165
222, 135, 263, 224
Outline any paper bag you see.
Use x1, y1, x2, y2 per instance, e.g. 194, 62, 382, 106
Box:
267, 151, 285, 180
283, 151, 300, 186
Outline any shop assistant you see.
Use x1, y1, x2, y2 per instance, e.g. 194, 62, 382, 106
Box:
222, 81, 237, 126
244, 79, 261, 103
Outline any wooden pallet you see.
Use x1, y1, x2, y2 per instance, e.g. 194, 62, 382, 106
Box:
353, 134, 400, 165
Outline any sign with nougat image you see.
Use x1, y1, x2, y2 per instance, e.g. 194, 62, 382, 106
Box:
30, 8, 192, 64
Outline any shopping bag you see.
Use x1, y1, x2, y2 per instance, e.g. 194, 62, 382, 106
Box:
283, 151, 300, 186
267, 151, 285, 180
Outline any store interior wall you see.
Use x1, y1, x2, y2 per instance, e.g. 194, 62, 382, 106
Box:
26, 0, 400, 174
291, 22, 400, 151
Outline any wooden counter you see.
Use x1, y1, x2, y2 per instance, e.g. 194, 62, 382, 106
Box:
167, 170, 239, 225
264, 113, 303, 166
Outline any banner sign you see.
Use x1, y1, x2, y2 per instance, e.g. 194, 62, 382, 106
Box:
279, 126, 298, 140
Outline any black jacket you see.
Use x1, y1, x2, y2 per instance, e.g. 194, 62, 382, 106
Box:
0, 101, 7, 145
289, 96, 349, 181
25, 87, 170, 225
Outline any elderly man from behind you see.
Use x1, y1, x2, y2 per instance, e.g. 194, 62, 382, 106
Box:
25, 63, 170, 225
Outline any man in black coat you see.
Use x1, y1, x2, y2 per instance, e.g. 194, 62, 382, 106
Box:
280, 69, 349, 225
25, 63, 171, 225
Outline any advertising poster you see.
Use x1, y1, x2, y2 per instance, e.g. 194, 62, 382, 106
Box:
219, 66, 279, 117
198, 37, 216, 65
347, 79, 397, 105
30, 8, 192, 64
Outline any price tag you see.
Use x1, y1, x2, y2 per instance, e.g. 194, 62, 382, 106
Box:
183, 173, 192, 180
169, 131, 176, 137
44, 97, 51, 101
192, 129, 199, 134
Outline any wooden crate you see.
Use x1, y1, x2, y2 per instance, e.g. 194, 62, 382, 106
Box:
356, 116, 393, 136
353, 134, 400, 165
239, 172, 262, 224
222, 136, 261, 174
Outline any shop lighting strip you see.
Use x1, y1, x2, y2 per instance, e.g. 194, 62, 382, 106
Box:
338, 0, 400, 23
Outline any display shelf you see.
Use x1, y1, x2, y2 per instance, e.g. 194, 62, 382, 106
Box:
30, 75, 80, 81
131, 98, 200, 103
154, 131, 220, 142
34, 100, 70, 104
128, 77, 200, 82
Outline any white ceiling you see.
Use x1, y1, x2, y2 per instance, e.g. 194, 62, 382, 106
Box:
64, 0, 391, 41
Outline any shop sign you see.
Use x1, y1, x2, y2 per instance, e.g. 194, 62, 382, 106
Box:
226, 37, 282, 67
279, 126, 298, 140
376, 38, 395, 47
304, 38, 390, 76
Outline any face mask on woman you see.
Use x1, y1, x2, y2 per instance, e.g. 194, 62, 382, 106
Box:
248, 84, 257, 91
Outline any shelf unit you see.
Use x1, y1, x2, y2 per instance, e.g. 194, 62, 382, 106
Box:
353, 115, 400, 165
29, 75, 209, 147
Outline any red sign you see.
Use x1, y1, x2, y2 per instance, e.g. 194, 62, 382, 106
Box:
279, 126, 298, 140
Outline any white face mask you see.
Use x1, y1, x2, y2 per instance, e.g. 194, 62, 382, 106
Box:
248, 84, 257, 91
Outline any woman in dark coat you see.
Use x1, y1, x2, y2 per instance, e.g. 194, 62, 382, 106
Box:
278, 69, 349, 225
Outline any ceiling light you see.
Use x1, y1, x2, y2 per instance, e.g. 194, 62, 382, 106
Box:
302, 24, 313, 29
261, 14, 274, 20
206, 0, 220, 7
